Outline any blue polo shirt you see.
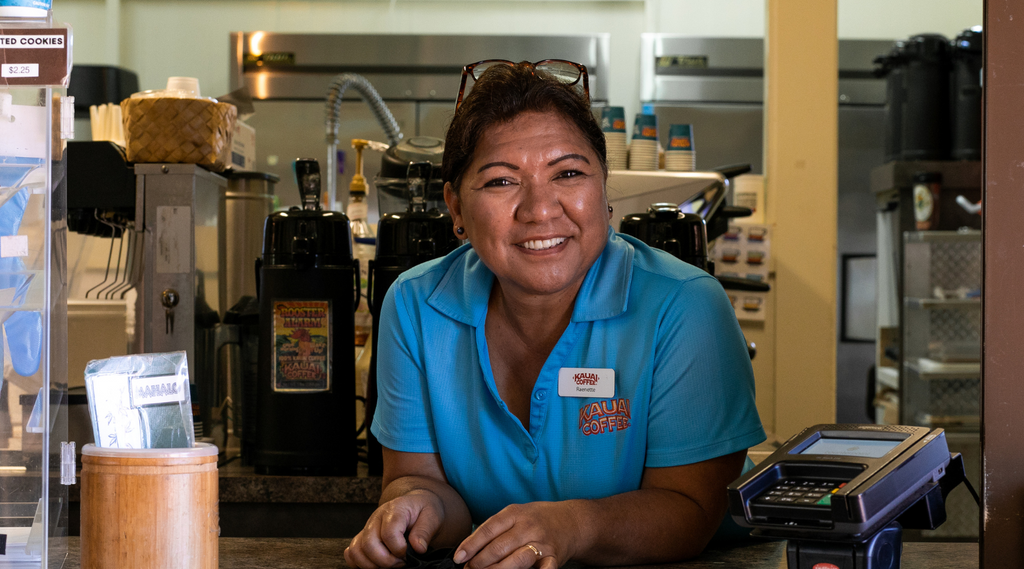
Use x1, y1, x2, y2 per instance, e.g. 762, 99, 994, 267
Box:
371, 227, 765, 524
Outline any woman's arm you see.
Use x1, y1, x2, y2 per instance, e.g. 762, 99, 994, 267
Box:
453, 450, 747, 569
344, 449, 473, 569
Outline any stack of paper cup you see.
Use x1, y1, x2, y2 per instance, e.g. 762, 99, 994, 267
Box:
601, 106, 628, 171
665, 124, 696, 171
629, 113, 659, 171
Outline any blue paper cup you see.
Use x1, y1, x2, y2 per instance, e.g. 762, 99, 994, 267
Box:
632, 113, 658, 141
667, 124, 694, 151
601, 106, 626, 133
0, 0, 51, 16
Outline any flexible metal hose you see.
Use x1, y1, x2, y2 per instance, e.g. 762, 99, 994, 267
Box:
324, 73, 402, 147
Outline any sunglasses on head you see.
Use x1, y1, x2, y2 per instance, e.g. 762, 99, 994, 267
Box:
455, 59, 590, 111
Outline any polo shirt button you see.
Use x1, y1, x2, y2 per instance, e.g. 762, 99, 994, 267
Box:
535, 390, 547, 401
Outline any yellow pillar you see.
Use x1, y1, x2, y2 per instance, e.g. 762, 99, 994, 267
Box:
764, 0, 838, 439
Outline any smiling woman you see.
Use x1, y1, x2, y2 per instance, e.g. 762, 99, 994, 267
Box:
447, 110, 610, 302
345, 62, 766, 569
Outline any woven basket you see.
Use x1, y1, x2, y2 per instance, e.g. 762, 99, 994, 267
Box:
121, 97, 237, 171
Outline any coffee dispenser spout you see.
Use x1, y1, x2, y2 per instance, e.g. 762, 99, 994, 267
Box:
294, 158, 323, 211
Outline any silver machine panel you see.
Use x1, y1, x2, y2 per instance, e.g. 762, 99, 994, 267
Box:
640, 35, 892, 105
133, 164, 224, 384
228, 33, 611, 214
229, 33, 610, 102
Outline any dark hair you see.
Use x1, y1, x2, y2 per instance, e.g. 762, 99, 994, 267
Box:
442, 63, 607, 194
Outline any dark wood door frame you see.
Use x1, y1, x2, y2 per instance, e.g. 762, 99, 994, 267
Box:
982, 0, 1024, 565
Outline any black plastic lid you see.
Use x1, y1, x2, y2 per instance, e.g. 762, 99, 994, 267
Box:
904, 34, 950, 61
375, 210, 461, 263
262, 208, 354, 267
952, 28, 983, 54
872, 41, 907, 77
225, 295, 260, 325
378, 136, 445, 180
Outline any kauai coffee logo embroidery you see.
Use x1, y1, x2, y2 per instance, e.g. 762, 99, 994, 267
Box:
574, 372, 600, 386
579, 398, 631, 436
129, 375, 188, 408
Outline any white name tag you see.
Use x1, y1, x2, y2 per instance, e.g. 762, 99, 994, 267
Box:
558, 368, 615, 398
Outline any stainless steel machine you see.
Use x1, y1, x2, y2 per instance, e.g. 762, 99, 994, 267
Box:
67, 144, 236, 444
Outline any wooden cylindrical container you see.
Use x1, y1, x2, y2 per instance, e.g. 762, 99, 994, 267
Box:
80, 443, 219, 569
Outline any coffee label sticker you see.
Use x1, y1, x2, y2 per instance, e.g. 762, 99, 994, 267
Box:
273, 300, 331, 392
558, 368, 615, 398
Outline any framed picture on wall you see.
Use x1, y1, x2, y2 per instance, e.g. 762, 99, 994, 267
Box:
841, 254, 877, 343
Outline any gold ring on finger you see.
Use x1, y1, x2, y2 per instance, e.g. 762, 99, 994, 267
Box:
525, 544, 542, 558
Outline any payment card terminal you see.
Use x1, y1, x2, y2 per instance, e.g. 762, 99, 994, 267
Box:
728, 424, 970, 569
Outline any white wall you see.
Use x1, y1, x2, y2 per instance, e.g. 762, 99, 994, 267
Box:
838, 0, 982, 39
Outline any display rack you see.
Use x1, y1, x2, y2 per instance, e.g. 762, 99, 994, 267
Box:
901, 230, 981, 430
870, 160, 982, 541
901, 230, 981, 540
0, 12, 72, 568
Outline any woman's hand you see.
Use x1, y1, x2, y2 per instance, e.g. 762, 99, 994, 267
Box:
346, 451, 474, 569
453, 501, 585, 569
344, 488, 446, 569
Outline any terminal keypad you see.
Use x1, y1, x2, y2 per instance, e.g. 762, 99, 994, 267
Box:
754, 479, 846, 507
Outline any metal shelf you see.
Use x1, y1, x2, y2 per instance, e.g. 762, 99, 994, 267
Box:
606, 170, 724, 202
904, 360, 981, 380
914, 412, 980, 431
904, 229, 981, 243
905, 298, 980, 309
870, 160, 981, 196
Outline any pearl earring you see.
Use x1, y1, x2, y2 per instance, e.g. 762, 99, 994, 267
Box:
456, 227, 465, 235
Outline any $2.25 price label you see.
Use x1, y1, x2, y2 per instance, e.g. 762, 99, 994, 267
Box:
2, 64, 39, 78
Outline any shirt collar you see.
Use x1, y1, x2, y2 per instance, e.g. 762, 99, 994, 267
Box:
428, 226, 633, 326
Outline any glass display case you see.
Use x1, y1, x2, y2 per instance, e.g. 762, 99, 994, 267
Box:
0, 11, 72, 568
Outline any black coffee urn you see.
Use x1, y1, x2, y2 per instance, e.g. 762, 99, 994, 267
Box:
949, 27, 983, 161
874, 29, 983, 163
254, 158, 359, 475
619, 203, 712, 272
365, 137, 461, 474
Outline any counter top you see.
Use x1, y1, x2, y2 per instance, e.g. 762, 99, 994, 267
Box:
66, 443, 778, 505
59, 537, 978, 568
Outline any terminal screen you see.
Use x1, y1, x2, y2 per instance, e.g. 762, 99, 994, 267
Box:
799, 438, 900, 458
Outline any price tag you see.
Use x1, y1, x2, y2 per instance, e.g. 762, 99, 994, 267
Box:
0, 28, 69, 87
2, 64, 39, 78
